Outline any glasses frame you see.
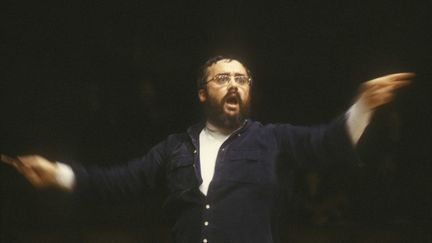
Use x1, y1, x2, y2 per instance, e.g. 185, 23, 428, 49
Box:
205, 73, 252, 86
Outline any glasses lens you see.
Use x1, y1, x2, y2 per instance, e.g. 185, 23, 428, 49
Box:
235, 76, 249, 85
212, 74, 249, 85
215, 74, 231, 84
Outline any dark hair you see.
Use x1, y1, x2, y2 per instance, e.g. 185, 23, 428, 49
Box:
196, 55, 253, 90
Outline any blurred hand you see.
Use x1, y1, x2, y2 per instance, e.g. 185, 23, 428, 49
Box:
357, 72, 414, 110
2, 154, 60, 189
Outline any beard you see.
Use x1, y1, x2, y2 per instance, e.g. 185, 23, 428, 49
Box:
204, 90, 250, 130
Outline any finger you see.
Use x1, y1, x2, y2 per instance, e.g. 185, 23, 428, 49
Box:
11, 162, 25, 174
373, 72, 416, 82
365, 80, 412, 91
20, 165, 43, 187
17, 155, 44, 167
17, 155, 36, 164
1, 154, 23, 167
370, 81, 411, 93
390, 80, 411, 88
362, 80, 411, 94
370, 79, 411, 87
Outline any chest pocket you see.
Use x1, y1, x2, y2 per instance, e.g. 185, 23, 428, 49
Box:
167, 155, 198, 191
223, 149, 267, 184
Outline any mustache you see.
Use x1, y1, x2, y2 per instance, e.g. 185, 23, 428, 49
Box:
222, 91, 242, 104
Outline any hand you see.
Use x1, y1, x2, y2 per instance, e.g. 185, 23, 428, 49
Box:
357, 72, 415, 110
2, 154, 60, 189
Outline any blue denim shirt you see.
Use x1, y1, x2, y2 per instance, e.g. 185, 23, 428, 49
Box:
74, 116, 359, 243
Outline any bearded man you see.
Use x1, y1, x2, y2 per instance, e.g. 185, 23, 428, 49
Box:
2, 56, 413, 243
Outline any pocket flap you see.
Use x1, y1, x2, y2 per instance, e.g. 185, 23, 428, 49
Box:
169, 155, 194, 170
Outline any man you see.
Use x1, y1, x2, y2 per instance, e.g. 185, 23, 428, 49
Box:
1, 56, 413, 243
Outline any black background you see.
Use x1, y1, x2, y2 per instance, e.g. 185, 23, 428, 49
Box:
1, 1, 432, 242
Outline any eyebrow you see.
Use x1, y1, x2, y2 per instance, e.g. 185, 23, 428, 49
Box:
216, 72, 247, 76
216, 72, 231, 76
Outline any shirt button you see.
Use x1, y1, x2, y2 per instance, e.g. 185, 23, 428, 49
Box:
204, 221, 209, 226
205, 204, 210, 209
203, 239, 208, 243
221, 148, 225, 151
238, 133, 241, 136
193, 150, 197, 154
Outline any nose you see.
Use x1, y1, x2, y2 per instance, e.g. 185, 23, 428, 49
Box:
227, 76, 239, 87
227, 77, 239, 92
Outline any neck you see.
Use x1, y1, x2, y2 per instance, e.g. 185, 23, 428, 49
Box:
206, 119, 245, 135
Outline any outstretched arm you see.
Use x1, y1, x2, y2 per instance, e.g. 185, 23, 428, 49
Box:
1, 140, 167, 201
273, 72, 414, 168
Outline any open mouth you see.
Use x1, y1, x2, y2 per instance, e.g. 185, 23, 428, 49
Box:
226, 96, 239, 105
224, 93, 240, 111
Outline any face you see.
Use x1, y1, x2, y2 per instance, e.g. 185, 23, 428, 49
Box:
198, 59, 251, 129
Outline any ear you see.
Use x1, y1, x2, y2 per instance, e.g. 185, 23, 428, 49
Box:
198, 89, 207, 103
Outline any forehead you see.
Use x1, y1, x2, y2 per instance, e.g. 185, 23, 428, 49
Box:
207, 59, 247, 77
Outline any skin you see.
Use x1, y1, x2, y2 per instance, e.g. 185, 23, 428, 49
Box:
198, 59, 250, 124
357, 73, 413, 109
1, 59, 414, 189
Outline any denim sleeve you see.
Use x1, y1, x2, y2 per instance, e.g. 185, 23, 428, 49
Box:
272, 115, 362, 169
70, 140, 167, 203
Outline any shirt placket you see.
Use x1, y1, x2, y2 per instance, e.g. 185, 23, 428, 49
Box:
200, 131, 244, 243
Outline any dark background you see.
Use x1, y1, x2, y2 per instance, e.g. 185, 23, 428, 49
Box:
1, 1, 432, 242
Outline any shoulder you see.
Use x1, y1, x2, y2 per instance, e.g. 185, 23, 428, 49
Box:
162, 132, 190, 151
246, 119, 296, 132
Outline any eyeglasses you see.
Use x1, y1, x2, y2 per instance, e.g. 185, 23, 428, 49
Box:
205, 74, 251, 86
